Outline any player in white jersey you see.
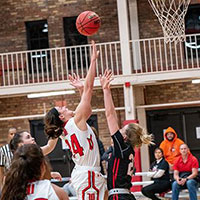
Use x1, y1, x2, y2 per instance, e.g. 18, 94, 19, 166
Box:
26, 179, 59, 200
1, 144, 69, 200
44, 41, 107, 200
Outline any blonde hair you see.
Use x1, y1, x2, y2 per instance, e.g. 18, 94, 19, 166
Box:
125, 123, 154, 148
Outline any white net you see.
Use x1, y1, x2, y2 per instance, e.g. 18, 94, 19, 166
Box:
148, 0, 191, 43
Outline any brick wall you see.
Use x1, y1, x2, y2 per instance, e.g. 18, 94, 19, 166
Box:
145, 82, 200, 105
137, 0, 163, 39
0, 0, 119, 53
0, 88, 125, 149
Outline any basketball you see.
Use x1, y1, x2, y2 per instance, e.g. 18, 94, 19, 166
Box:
76, 11, 101, 36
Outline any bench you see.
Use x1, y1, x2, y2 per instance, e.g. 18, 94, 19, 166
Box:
132, 171, 200, 199
164, 188, 200, 199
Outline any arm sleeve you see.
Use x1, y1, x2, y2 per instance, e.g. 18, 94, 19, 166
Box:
192, 157, 199, 169
112, 130, 129, 159
147, 171, 156, 177
152, 169, 165, 178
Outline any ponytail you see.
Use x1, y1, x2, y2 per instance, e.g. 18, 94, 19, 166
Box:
44, 108, 64, 139
1, 144, 44, 200
125, 123, 154, 148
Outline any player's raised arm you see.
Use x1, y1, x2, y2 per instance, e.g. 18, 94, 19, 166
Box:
69, 73, 84, 96
100, 69, 119, 135
74, 41, 99, 128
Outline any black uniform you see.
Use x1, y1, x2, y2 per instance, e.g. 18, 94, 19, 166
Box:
141, 158, 171, 200
107, 130, 136, 200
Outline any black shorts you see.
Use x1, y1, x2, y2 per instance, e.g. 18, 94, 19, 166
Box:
109, 193, 136, 200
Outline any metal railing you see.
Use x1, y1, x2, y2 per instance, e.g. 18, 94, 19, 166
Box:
0, 41, 122, 87
0, 34, 200, 87
130, 33, 200, 74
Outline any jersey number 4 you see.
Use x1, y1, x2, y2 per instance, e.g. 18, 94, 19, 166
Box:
71, 134, 84, 156
65, 134, 94, 157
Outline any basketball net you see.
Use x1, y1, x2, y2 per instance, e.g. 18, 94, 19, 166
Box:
148, 0, 191, 43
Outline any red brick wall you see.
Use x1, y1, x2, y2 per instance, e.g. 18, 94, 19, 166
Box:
145, 82, 200, 105
0, 0, 119, 53
0, 88, 125, 149
137, 0, 163, 39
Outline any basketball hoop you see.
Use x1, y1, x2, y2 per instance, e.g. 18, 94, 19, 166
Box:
148, 0, 191, 43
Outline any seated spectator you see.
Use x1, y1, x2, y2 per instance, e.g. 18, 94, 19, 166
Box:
1, 144, 68, 200
159, 127, 184, 171
172, 143, 199, 200
141, 147, 171, 200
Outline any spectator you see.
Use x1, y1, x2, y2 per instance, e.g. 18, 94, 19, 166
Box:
141, 148, 171, 200
1, 144, 68, 200
91, 126, 106, 174
172, 143, 199, 200
159, 127, 184, 170
0, 127, 17, 191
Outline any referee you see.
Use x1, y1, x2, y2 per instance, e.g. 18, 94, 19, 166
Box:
0, 127, 17, 191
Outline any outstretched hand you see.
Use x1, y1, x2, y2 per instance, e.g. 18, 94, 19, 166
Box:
91, 40, 99, 62
69, 73, 84, 90
100, 69, 113, 89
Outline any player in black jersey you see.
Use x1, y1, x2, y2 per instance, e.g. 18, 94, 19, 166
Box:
100, 69, 153, 200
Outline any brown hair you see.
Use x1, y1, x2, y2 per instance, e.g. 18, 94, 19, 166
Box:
91, 126, 99, 138
154, 147, 164, 155
125, 123, 153, 148
44, 107, 64, 139
1, 144, 50, 200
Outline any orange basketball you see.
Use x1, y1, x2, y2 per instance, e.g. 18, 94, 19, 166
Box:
76, 11, 101, 36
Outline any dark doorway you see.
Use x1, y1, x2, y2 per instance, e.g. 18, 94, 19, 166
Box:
29, 119, 72, 179
29, 114, 98, 178
146, 107, 200, 164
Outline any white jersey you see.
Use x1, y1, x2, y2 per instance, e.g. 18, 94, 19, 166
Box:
26, 179, 59, 200
62, 117, 100, 167
61, 118, 107, 200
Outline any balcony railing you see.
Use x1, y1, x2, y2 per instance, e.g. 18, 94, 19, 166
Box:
0, 34, 200, 88
130, 33, 200, 74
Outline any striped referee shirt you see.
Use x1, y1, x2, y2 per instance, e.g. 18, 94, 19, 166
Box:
0, 144, 13, 171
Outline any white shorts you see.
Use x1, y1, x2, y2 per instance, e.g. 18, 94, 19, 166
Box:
71, 165, 107, 200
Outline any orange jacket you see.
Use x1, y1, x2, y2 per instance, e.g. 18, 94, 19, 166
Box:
159, 127, 184, 165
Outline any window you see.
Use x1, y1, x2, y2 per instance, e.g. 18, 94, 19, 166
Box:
26, 20, 50, 73
63, 17, 89, 70
185, 4, 200, 34
185, 4, 200, 59
63, 17, 87, 46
